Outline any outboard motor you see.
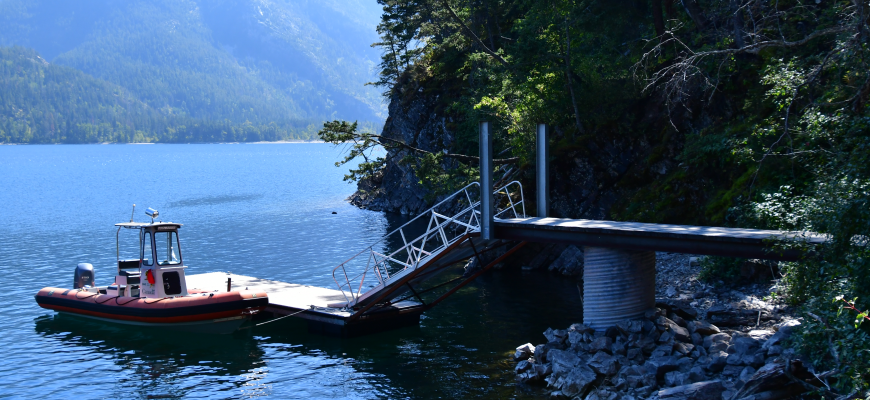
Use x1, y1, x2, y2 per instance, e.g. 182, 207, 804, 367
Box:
74, 263, 95, 289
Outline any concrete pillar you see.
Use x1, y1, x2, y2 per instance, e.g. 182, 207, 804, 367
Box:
479, 121, 493, 240
583, 247, 656, 330
536, 123, 549, 218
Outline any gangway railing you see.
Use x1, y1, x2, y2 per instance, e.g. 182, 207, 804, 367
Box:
332, 181, 525, 308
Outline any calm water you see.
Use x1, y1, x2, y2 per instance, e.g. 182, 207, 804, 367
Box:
0, 143, 582, 399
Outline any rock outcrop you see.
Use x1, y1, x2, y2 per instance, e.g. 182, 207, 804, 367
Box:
349, 91, 457, 215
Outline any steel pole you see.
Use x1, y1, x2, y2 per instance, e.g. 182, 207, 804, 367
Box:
480, 121, 493, 240
536, 123, 549, 218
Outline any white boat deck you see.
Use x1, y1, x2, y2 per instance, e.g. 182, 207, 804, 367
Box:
186, 272, 351, 315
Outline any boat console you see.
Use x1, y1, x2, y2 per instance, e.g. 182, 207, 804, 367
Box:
114, 219, 188, 299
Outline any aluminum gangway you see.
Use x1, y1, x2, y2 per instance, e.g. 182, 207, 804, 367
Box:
326, 181, 527, 323
185, 181, 528, 337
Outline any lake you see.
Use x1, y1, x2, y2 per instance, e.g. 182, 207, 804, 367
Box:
0, 143, 582, 399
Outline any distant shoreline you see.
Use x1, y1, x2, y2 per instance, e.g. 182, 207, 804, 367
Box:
0, 140, 326, 145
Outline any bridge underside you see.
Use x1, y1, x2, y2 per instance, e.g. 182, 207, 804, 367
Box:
494, 217, 826, 262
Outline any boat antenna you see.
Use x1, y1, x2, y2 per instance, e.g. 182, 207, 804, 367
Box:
130, 204, 136, 222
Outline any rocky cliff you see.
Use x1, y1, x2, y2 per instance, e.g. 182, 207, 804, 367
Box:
349, 90, 456, 215
349, 87, 695, 223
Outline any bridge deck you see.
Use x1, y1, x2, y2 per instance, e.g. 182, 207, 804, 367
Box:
495, 217, 827, 261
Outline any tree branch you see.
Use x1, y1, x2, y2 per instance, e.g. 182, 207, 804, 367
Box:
439, 0, 511, 68
373, 134, 518, 165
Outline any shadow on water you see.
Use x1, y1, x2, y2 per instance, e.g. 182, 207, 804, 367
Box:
34, 314, 267, 376
168, 194, 264, 209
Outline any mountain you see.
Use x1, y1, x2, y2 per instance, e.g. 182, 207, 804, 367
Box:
0, 0, 385, 143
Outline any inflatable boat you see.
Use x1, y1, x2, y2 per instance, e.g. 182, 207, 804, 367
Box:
35, 207, 268, 333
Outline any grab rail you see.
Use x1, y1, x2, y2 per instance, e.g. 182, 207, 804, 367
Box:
331, 180, 525, 308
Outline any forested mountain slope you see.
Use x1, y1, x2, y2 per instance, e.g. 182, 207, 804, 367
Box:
0, 0, 385, 143
0, 46, 159, 143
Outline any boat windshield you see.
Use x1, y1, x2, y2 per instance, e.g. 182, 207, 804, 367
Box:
155, 231, 181, 265
142, 231, 153, 266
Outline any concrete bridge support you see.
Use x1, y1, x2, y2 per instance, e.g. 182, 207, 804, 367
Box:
583, 247, 656, 330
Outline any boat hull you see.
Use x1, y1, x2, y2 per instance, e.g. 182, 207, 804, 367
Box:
35, 287, 268, 334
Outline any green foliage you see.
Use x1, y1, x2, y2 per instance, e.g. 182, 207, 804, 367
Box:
698, 256, 745, 284
317, 120, 387, 182
350, 0, 870, 394
791, 296, 870, 394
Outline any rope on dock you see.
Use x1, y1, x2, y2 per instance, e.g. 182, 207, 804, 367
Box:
255, 308, 309, 326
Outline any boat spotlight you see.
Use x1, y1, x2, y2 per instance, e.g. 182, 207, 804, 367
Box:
146, 208, 159, 222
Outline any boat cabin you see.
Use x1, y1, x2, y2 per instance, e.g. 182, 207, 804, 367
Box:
115, 221, 188, 299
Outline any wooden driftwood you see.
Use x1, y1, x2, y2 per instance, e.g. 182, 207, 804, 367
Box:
731, 360, 841, 400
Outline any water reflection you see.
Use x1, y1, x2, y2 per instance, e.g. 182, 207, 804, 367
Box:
34, 314, 268, 397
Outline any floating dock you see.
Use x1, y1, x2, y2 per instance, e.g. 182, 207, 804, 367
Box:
186, 272, 425, 336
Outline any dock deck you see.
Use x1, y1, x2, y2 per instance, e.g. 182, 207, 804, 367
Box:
186, 272, 424, 336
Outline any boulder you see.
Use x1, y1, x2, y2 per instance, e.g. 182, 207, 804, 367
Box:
636, 385, 657, 398
703, 332, 730, 350
748, 330, 773, 341
766, 345, 783, 356
534, 343, 549, 363
690, 320, 720, 336
664, 371, 687, 387
549, 245, 584, 276
658, 329, 675, 344
534, 363, 553, 380
588, 351, 620, 376
516, 360, 531, 373
762, 320, 800, 350
669, 312, 688, 328
644, 356, 680, 379
616, 319, 644, 334
515, 343, 536, 361
560, 365, 598, 398
584, 388, 619, 400
738, 366, 756, 384
676, 356, 693, 373
651, 343, 674, 358
673, 342, 694, 356
626, 348, 644, 363
726, 353, 743, 366
611, 337, 628, 356
732, 336, 761, 355
589, 336, 613, 354
636, 335, 657, 355
642, 319, 655, 334
710, 341, 728, 353
666, 300, 699, 320
657, 380, 725, 400
687, 366, 706, 383
568, 323, 595, 335
549, 349, 584, 376
544, 328, 569, 344
670, 324, 692, 343
722, 365, 744, 378
707, 351, 728, 372
743, 353, 765, 369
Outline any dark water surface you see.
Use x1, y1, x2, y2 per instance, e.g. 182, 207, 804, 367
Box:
0, 143, 582, 399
